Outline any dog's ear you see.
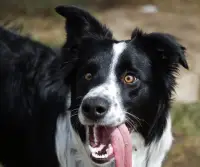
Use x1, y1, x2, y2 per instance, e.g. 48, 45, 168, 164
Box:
55, 5, 112, 48
131, 28, 189, 70
131, 28, 189, 98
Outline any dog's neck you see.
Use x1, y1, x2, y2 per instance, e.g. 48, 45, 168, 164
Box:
55, 111, 173, 167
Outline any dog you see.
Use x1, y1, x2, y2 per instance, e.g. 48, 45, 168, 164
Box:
55, 5, 189, 167
0, 5, 188, 167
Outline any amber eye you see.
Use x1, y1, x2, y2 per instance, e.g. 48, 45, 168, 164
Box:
84, 73, 92, 81
122, 74, 137, 84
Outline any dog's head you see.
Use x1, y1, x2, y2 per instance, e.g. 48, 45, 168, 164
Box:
56, 5, 188, 167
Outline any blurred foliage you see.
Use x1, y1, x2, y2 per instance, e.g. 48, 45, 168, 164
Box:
164, 135, 200, 167
172, 103, 200, 135
165, 103, 200, 167
0, 0, 200, 17
0, 0, 85, 17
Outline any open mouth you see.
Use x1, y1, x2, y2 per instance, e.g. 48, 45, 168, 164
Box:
88, 126, 114, 164
87, 124, 132, 167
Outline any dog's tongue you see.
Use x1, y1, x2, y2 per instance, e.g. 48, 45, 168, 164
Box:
110, 124, 132, 167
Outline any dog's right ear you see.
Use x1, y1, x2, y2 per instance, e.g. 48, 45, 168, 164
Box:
55, 5, 113, 49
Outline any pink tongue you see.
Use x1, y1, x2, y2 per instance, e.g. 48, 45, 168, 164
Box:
110, 124, 132, 167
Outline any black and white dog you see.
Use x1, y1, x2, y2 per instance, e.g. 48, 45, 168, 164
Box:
55, 5, 189, 167
0, 5, 188, 167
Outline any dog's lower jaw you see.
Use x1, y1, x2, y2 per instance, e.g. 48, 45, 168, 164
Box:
92, 161, 115, 167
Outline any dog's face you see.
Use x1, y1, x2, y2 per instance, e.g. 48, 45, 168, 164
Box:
56, 5, 188, 166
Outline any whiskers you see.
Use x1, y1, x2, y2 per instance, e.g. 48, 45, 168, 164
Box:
70, 112, 78, 119
125, 117, 138, 133
76, 96, 83, 100
69, 108, 80, 133
70, 108, 79, 118
125, 112, 149, 132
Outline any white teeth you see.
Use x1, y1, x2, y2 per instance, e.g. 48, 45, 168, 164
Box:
92, 152, 108, 159
96, 144, 105, 152
106, 144, 113, 156
89, 144, 114, 159
93, 125, 98, 144
89, 144, 105, 153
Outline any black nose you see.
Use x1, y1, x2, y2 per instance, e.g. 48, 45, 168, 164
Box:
81, 97, 110, 120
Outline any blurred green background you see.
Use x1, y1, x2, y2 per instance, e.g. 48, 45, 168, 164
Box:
0, 0, 200, 167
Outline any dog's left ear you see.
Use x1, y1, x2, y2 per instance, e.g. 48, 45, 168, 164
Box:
55, 5, 112, 49
131, 28, 189, 70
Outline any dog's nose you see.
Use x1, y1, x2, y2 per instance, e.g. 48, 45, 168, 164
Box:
81, 97, 110, 120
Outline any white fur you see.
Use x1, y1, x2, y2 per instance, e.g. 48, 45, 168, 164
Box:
131, 115, 173, 167
56, 111, 93, 167
79, 42, 127, 126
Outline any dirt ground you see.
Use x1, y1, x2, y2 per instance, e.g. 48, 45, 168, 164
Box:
1, 5, 200, 167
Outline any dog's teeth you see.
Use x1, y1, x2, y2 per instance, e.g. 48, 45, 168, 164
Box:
89, 144, 106, 153
92, 152, 96, 157
92, 152, 108, 159
102, 154, 108, 158
93, 125, 98, 144
107, 144, 113, 156
101, 154, 105, 158
89, 145, 94, 153
96, 144, 105, 152
92, 152, 99, 158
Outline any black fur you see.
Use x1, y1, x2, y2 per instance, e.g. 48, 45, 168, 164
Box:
0, 5, 189, 167
0, 26, 74, 167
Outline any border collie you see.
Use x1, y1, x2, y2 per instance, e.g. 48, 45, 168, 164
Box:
0, 5, 188, 167
55, 5, 188, 167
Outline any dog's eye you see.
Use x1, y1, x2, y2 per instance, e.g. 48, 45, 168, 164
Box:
122, 74, 137, 84
84, 73, 92, 81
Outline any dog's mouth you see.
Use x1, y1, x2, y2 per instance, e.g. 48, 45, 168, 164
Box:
87, 124, 132, 167
88, 126, 114, 164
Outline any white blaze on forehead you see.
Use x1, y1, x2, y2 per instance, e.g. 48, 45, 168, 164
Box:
111, 42, 127, 77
